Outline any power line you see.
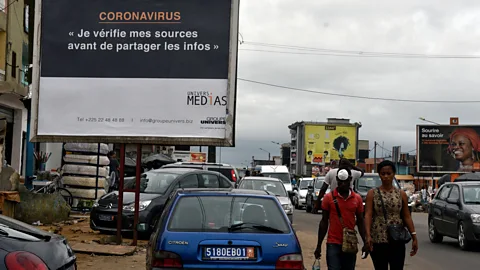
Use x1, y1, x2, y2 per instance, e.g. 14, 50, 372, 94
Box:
242, 41, 480, 59
240, 48, 480, 59
238, 78, 480, 104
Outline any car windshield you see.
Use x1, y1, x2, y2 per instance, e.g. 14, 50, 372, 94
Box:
315, 180, 324, 189
168, 195, 290, 233
261, 173, 291, 184
239, 180, 288, 197
463, 186, 480, 204
299, 180, 312, 189
356, 176, 400, 192
124, 172, 179, 194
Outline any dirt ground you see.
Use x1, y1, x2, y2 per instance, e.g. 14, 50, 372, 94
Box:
38, 216, 372, 269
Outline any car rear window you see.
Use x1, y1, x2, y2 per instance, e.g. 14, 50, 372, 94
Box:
208, 167, 234, 181
238, 180, 287, 197
261, 173, 290, 184
168, 196, 290, 233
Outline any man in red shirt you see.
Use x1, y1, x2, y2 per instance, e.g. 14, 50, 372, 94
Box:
314, 168, 367, 270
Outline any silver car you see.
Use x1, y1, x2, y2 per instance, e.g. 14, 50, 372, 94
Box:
237, 176, 293, 223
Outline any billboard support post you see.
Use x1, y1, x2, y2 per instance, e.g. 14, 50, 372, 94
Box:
116, 143, 125, 245
132, 144, 142, 246
373, 141, 377, 173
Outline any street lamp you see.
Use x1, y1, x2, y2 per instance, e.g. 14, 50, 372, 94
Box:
271, 141, 281, 145
259, 148, 271, 160
418, 117, 441, 125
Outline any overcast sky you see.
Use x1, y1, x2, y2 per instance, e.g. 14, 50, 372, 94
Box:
196, 0, 480, 167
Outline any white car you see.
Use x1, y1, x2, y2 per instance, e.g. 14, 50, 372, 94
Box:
237, 177, 294, 223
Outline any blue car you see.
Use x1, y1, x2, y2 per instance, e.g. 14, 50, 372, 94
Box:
146, 188, 304, 270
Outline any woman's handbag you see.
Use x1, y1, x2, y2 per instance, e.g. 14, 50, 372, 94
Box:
333, 196, 359, 254
377, 188, 412, 244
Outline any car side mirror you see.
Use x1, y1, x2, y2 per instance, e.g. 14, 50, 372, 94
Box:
446, 198, 460, 205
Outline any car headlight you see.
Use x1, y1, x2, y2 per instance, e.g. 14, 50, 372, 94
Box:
123, 200, 152, 212
282, 203, 293, 213
92, 200, 99, 208
471, 214, 480, 223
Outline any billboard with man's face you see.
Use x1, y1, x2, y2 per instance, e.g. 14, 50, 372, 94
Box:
304, 124, 358, 164
417, 125, 480, 173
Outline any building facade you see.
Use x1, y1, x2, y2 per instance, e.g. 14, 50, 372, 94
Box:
288, 118, 362, 176
0, 0, 29, 175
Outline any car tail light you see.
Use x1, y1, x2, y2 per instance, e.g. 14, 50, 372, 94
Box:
231, 169, 237, 182
276, 253, 303, 269
152, 251, 183, 268
5, 251, 48, 270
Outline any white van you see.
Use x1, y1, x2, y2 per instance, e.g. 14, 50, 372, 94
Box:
256, 165, 293, 196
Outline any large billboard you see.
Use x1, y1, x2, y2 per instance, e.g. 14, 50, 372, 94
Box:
30, 0, 239, 146
304, 124, 358, 164
417, 125, 480, 173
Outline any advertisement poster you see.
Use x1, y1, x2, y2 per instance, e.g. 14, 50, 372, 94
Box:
417, 125, 480, 173
32, 0, 239, 145
311, 153, 324, 165
305, 125, 357, 163
190, 152, 207, 163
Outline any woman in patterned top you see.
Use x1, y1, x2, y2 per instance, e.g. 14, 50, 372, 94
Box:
364, 160, 418, 270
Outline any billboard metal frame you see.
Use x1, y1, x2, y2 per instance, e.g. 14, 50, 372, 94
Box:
29, 0, 240, 147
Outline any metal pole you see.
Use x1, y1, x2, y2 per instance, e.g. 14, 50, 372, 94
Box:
94, 143, 100, 200
132, 144, 142, 246
373, 141, 377, 173
116, 144, 125, 245
268, 152, 271, 161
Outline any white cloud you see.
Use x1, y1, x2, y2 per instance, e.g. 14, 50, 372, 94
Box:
218, 0, 480, 167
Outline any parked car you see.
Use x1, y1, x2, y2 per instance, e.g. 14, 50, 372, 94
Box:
305, 177, 328, 213
428, 181, 480, 250
236, 177, 294, 223
162, 162, 240, 183
146, 188, 304, 270
292, 178, 313, 209
0, 214, 77, 269
90, 168, 233, 234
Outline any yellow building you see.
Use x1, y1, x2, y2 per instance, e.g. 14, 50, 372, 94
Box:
0, 0, 29, 174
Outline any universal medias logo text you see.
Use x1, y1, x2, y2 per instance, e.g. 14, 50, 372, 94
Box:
187, 91, 227, 106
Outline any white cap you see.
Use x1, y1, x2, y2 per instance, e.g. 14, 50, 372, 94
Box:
337, 169, 350, 181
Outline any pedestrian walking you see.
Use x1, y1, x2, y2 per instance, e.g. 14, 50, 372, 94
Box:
364, 160, 418, 270
314, 158, 364, 212
314, 168, 367, 270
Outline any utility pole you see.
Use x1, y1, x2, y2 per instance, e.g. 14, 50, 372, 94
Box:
373, 141, 377, 173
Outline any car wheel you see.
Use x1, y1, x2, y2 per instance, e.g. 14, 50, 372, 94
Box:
428, 218, 443, 243
458, 222, 471, 250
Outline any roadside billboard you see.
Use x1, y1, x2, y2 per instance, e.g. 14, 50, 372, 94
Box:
305, 124, 358, 163
30, 0, 240, 146
417, 125, 480, 173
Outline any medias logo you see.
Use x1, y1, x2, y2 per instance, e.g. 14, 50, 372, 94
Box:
187, 91, 227, 106
200, 117, 227, 125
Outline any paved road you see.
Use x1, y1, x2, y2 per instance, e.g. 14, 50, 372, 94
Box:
293, 209, 480, 270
